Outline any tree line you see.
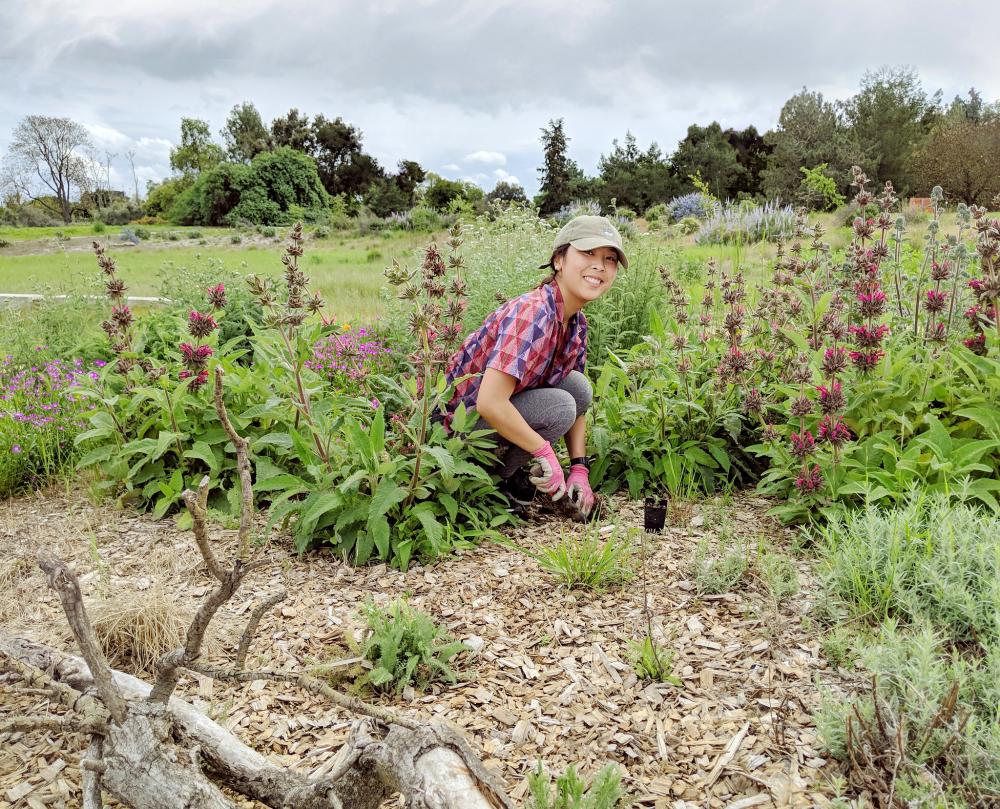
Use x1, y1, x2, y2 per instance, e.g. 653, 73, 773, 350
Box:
537, 68, 1000, 216
3, 66, 998, 226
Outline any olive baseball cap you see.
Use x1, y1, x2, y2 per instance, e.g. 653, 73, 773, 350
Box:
540, 215, 629, 269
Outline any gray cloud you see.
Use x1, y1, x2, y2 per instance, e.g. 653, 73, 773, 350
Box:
2, 0, 998, 197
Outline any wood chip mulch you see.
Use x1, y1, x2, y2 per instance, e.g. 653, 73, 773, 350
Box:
0, 488, 856, 808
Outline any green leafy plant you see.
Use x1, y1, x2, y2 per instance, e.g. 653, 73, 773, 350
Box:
526, 526, 635, 591
354, 599, 468, 694
527, 762, 630, 809
253, 223, 511, 568
689, 531, 749, 595
628, 634, 681, 685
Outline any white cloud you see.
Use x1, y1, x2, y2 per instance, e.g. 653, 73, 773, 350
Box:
442, 163, 461, 171
493, 167, 521, 187
463, 150, 506, 166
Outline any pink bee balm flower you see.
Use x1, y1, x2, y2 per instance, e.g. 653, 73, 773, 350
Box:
789, 430, 815, 460
817, 414, 852, 447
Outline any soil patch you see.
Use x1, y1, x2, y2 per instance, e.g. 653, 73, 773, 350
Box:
0, 489, 854, 808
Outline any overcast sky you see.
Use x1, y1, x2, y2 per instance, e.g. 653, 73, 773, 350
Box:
2, 0, 999, 198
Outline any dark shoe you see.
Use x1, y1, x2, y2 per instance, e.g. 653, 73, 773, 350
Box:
499, 467, 535, 514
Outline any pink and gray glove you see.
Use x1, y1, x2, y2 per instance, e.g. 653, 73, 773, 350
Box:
566, 464, 595, 517
528, 441, 566, 500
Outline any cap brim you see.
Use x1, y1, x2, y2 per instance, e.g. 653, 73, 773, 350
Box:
568, 237, 628, 269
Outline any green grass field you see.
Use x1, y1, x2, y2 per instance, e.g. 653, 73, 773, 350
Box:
0, 229, 432, 323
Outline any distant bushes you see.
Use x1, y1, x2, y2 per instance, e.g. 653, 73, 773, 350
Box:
665, 192, 714, 222
695, 199, 797, 244
169, 147, 330, 226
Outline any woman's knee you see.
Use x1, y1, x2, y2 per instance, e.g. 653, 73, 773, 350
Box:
558, 371, 593, 417
513, 387, 577, 438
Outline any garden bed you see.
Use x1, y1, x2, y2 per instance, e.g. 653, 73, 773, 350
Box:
0, 487, 851, 808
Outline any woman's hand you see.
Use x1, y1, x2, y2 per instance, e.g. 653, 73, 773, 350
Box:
528, 442, 566, 500
566, 464, 595, 516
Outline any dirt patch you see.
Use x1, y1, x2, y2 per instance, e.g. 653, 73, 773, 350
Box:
0, 488, 854, 808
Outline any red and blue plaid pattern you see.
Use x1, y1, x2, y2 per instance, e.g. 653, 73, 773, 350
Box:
443, 282, 587, 426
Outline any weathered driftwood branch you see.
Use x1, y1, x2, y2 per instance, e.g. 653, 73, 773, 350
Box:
187, 663, 418, 730
234, 589, 287, 671
181, 476, 226, 583
0, 714, 107, 736
36, 550, 128, 724
1, 635, 513, 809
148, 561, 248, 704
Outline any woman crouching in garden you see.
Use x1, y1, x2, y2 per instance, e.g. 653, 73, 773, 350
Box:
440, 215, 627, 519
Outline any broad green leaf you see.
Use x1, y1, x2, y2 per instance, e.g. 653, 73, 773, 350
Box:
368, 480, 408, 520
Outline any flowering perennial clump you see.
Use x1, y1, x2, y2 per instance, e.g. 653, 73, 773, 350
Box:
1, 353, 100, 495
180, 287, 225, 391
306, 328, 392, 398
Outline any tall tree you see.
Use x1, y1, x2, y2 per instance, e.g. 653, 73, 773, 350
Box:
841, 66, 941, 196
2, 115, 92, 223
169, 118, 224, 178
761, 89, 866, 203
270, 108, 315, 153
913, 118, 1000, 205
535, 118, 587, 216
596, 131, 677, 212
670, 122, 744, 200
723, 125, 771, 198
221, 102, 271, 164
311, 115, 382, 198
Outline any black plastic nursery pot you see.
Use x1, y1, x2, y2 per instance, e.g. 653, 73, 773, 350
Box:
643, 496, 668, 533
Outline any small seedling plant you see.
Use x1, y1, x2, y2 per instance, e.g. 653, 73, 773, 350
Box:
353, 599, 469, 694
527, 762, 630, 809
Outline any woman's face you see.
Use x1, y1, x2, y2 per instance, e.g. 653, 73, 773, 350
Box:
554, 244, 620, 305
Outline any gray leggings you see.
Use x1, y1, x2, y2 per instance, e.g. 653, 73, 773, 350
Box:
475, 370, 593, 478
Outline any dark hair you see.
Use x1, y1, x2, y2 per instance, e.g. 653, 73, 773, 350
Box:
536, 243, 569, 288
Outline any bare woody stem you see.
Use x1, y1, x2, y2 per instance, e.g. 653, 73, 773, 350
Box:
186, 664, 419, 730
149, 562, 249, 704
234, 590, 287, 671
212, 366, 254, 555
181, 476, 226, 583
36, 550, 128, 724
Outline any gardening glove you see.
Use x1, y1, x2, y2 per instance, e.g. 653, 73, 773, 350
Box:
528, 441, 566, 501
566, 464, 595, 517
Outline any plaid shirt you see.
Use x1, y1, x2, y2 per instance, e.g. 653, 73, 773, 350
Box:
443, 281, 587, 426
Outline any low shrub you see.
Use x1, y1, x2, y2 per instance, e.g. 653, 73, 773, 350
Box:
815, 494, 999, 648
643, 203, 668, 224
816, 620, 1000, 803
355, 599, 468, 694
696, 199, 797, 244
666, 192, 713, 222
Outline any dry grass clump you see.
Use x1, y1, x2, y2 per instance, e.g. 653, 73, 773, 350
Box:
85, 587, 203, 676
0, 555, 32, 622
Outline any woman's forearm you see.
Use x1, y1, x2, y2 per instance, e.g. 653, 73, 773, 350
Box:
564, 414, 587, 458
